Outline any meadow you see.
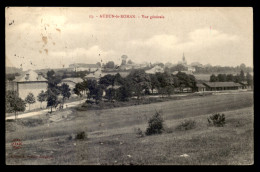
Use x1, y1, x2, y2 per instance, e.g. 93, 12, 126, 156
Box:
5, 91, 254, 165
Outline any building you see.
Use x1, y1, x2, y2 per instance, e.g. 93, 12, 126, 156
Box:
178, 53, 187, 65
239, 81, 251, 90
13, 70, 48, 111
203, 82, 243, 91
121, 55, 128, 65
145, 65, 164, 74
69, 63, 100, 72
195, 83, 206, 92
119, 64, 133, 71
84, 68, 103, 81
187, 66, 196, 73
60, 77, 84, 93
176, 53, 196, 74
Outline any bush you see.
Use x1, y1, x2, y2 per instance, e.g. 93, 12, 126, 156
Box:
85, 100, 95, 104
20, 119, 44, 127
75, 131, 86, 140
145, 110, 164, 135
208, 113, 225, 127
135, 128, 144, 138
68, 135, 73, 140
164, 126, 174, 133
176, 120, 196, 131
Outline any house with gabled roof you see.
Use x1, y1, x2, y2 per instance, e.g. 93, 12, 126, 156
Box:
12, 70, 48, 111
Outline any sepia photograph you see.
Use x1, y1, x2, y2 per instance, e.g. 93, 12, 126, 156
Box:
5, 7, 253, 165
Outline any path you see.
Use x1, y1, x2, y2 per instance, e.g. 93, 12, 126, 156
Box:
5, 99, 85, 120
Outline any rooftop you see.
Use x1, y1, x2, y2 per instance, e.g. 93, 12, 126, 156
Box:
62, 77, 83, 84
14, 70, 47, 82
196, 83, 206, 88
203, 82, 242, 88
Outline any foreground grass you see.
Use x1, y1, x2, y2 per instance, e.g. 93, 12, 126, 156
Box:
5, 92, 253, 165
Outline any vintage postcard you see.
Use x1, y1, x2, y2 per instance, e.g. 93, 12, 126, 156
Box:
5, 7, 253, 165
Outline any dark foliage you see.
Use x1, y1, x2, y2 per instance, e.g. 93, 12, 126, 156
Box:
208, 113, 226, 127
145, 110, 164, 135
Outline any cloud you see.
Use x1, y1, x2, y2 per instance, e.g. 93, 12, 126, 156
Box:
179, 27, 239, 51
130, 34, 178, 50
49, 46, 115, 64
129, 28, 239, 54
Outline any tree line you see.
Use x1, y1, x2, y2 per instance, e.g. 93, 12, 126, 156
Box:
73, 69, 197, 103
194, 63, 253, 74
209, 70, 253, 86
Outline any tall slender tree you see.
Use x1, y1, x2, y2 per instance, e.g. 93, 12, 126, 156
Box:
25, 92, 36, 111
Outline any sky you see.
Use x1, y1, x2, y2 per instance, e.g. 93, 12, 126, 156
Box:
5, 7, 253, 70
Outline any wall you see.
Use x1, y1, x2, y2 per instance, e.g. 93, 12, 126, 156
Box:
18, 82, 48, 111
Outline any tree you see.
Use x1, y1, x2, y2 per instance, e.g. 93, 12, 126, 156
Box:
6, 74, 15, 81
165, 85, 175, 97
73, 83, 83, 97
127, 69, 151, 100
115, 84, 132, 101
96, 62, 101, 68
210, 74, 218, 82
226, 74, 234, 82
150, 74, 160, 94
60, 83, 71, 103
170, 64, 187, 72
46, 88, 60, 113
145, 110, 164, 135
156, 72, 174, 97
105, 61, 115, 69
240, 63, 246, 70
246, 72, 253, 87
240, 70, 245, 81
176, 72, 197, 92
156, 63, 164, 68
46, 70, 61, 113
37, 90, 46, 109
6, 91, 26, 119
25, 92, 36, 111
99, 74, 115, 87
105, 88, 116, 101
114, 73, 124, 85
6, 73, 20, 81
47, 70, 62, 87
217, 74, 227, 82
127, 59, 134, 64
92, 85, 104, 103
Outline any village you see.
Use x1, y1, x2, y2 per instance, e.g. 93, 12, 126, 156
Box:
5, 53, 253, 114
5, 7, 253, 165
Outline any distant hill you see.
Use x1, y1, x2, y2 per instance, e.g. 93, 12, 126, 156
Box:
6, 67, 23, 74
69, 63, 99, 68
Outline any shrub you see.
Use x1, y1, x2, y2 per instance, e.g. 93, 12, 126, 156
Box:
208, 113, 225, 127
176, 120, 196, 131
85, 100, 95, 104
68, 135, 73, 140
164, 126, 174, 133
135, 128, 144, 138
75, 131, 86, 140
145, 110, 164, 135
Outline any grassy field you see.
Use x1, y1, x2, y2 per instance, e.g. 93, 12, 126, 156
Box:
5, 92, 253, 165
